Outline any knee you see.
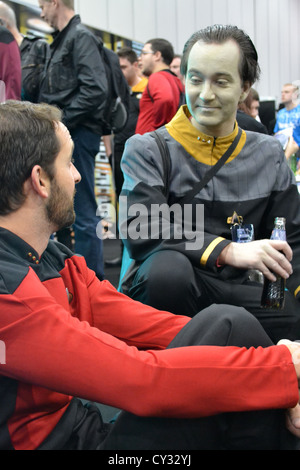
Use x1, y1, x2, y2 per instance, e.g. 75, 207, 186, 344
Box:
139, 250, 194, 293
197, 304, 273, 347
130, 251, 199, 314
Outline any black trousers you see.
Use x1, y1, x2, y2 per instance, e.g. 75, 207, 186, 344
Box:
127, 250, 300, 344
56, 306, 299, 450
97, 305, 298, 450
112, 144, 125, 202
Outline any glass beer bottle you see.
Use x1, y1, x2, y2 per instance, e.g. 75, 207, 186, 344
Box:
261, 217, 286, 309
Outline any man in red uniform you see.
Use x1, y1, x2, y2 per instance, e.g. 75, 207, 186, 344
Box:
1, 100, 300, 450
136, 38, 184, 134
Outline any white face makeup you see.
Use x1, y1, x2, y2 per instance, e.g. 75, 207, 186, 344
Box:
185, 40, 250, 137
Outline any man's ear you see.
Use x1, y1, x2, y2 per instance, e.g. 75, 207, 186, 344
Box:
30, 165, 50, 199
154, 50, 162, 62
239, 81, 251, 103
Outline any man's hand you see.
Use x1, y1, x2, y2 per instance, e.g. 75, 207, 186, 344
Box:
278, 340, 300, 438
286, 402, 300, 438
218, 240, 293, 281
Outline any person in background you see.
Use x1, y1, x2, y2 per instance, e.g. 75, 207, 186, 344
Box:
0, 1, 49, 102
170, 53, 185, 85
237, 88, 268, 133
274, 83, 300, 160
136, 38, 184, 134
105, 47, 148, 267
0, 20, 21, 100
115, 47, 148, 201
38, 0, 108, 280
249, 88, 261, 121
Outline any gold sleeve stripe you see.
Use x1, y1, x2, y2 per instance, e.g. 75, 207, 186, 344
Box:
200, 237, 225, 266
294, 286, 300, 298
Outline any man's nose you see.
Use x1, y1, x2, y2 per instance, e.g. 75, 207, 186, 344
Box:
200, 81, 215, 101
72, 164, 81, 184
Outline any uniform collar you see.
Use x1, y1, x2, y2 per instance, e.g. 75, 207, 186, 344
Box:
166, 105, 246, 164
132, 77, 148, 93
0, 227, 41, 265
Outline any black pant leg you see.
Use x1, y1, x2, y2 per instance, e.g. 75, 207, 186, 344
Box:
99, 305, 293, 450
128, 250, 203, 316
128, 250, 300, 343
196, 270, 300, 343
167, 303, 273, 349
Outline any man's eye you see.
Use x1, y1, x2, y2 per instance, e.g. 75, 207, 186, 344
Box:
189, 76, 202, 85
216, 80, 228, 86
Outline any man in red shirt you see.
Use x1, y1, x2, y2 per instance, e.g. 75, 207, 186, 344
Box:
136, 38, 184, 134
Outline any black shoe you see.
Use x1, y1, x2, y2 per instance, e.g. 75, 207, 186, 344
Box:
105, 257, 122, 267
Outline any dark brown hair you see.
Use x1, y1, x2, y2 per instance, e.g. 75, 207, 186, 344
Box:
117, 47, 138, 64
181, 24, 260, 85
0, 101, 62, 215
146, 38, 174, 66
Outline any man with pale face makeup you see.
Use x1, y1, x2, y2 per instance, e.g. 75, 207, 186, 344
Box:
119, 25, 300, 345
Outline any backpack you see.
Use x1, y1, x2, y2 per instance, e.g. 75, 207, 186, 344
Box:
97, 39, 130, 135
20, 36, 49, 103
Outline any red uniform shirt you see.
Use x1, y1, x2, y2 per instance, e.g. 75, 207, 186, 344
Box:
0, 228, 297, 449
136, 70, 184, 135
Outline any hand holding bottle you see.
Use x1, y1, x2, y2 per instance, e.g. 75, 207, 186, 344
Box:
218, 238, 293, 281
261, 218, 288, 309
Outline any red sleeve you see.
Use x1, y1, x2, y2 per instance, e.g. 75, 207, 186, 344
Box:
61, 256, 190, 350
0, 40, 21, 100
0, 267, 298, 419
89, 279, 190, 350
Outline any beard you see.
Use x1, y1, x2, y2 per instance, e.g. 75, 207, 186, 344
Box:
46, 179, 76, 232
142, 69, 152, 78
141, 64, 153, 78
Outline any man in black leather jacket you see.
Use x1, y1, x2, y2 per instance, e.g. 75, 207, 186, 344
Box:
38, 0, 108, 280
